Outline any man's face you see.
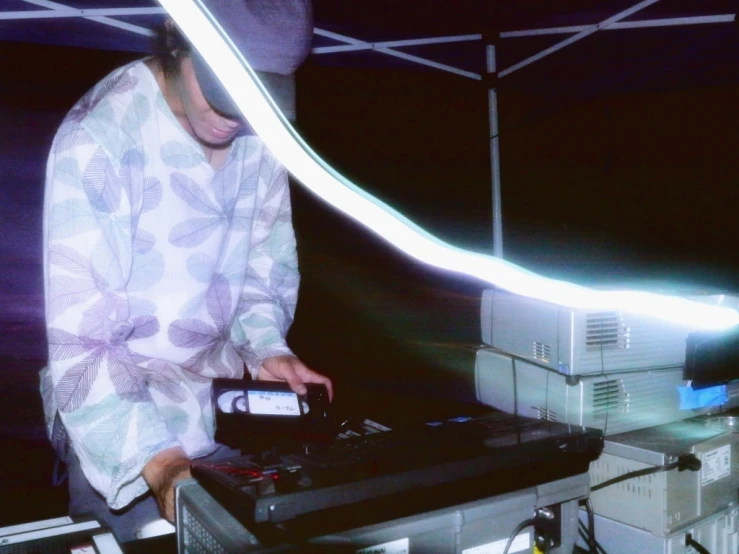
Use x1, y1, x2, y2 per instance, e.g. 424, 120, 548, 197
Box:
175, 56, 244, 145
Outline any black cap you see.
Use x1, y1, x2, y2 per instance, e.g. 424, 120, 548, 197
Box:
190, 0, 313, 122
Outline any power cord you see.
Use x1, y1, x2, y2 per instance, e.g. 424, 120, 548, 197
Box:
577, 522, 608, 554
578, 499, 608, 554
579, 454, 701, 554
685, 533, 711, 554
584, 499, 597, 553
501, 518, 536, 554
591, 453, 701, 492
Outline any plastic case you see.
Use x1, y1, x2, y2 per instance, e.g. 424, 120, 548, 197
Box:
480, 289, 739, 376
579, 505, 739, 554
588, 415, 739, 536
0, 516, 122, 554
474, 347, 720, 436
176, 473, 591, 554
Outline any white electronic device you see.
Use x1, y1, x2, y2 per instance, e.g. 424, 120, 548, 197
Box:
474, 347, 739, 436
480, 289, 739, 376
0, 516, 122, 554
579, 505, 739, 554
590, 414, 739, 537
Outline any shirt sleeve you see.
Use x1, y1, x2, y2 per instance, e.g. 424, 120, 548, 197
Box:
43, 122, 180, 510
232, 154, 300, 378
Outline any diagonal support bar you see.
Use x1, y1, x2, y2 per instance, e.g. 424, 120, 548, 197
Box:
21, 0, 160, 36
502, 14, 736, 38
314, 28, 481, 80
499, 0, 662, 78
0, 8, 166, 20
313, 34, 481, 55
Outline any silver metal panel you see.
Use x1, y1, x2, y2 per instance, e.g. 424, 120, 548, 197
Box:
579, 506, 739, 554
474, 347, 723, 435
175, 474, 590, 554
603, 417, 728, 463
482, 289, 737, 376
485, 292, 567, 372
590, 421, 739, 536
176, 479, 262, 554
576, 312, 687, 374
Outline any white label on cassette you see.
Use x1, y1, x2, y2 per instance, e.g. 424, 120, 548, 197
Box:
356, 537, 409, 554
247, 390, 300, 416
701, 444, 731, 486
463, 533, 530, 554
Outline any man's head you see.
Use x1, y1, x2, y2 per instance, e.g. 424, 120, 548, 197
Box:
190, 0, 313, 122
157, 0, 313, 129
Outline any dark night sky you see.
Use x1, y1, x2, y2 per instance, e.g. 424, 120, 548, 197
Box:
3, 39, 739, 375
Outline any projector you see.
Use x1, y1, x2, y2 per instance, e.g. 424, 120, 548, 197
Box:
474, 347, 738, 436
481, 289, 739, 376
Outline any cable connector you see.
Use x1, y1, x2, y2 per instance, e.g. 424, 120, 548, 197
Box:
685, 532, 711, 554
677, 453, 701, 472
592, 452, 702, 493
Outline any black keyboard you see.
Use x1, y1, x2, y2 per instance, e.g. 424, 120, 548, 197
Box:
283, 412, 548, 470
192, 411, 603, 530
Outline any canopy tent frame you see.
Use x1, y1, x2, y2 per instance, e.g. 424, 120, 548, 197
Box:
4, 0, 737, 257
311, 0, 737, 257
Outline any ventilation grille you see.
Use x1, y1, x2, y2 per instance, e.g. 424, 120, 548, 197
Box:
586, 312, 629, 352
533, 342, 551, 363
532, 406, 558, 421
592, 379, 629, 418
590, 459, 657, 498
182, 506, 227, 554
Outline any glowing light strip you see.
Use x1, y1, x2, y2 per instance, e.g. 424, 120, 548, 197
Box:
157, 0, 739, 332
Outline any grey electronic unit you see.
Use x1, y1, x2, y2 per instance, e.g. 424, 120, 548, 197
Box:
474, 347, 738, 435
176, 390, 602, 553
0, 515, 122, 554
579, 505, 739, 554
589, 415, 739, 536
176, 473, 590, 554
480, 289, 739, 376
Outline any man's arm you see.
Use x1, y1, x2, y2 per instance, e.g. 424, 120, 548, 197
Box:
141, 447, 191, 522
258, 355, 334, 401
231, 152, 332, 398
44, 123, 180, 512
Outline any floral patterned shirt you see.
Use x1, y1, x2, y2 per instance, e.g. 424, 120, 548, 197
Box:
40, 60, 299, 509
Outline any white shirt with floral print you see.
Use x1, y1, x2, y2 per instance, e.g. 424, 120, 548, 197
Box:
40, 59, 299, 509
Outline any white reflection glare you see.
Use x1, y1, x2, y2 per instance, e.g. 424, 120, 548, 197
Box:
159, 0, 739, 332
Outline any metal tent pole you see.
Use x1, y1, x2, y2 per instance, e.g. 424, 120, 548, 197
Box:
486, 43, 503, 258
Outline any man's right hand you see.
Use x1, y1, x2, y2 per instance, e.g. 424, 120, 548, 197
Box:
141, 447, 192, 523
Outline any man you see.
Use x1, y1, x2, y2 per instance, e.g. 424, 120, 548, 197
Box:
40, 0, 331, 542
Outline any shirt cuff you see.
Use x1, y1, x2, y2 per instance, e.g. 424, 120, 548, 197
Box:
241, 342, 295, 380
106, 438, 182, 510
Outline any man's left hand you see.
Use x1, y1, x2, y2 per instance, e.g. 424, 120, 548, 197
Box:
257, 355, 334, 401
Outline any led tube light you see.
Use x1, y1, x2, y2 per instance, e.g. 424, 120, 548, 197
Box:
157, 0, 739, 332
